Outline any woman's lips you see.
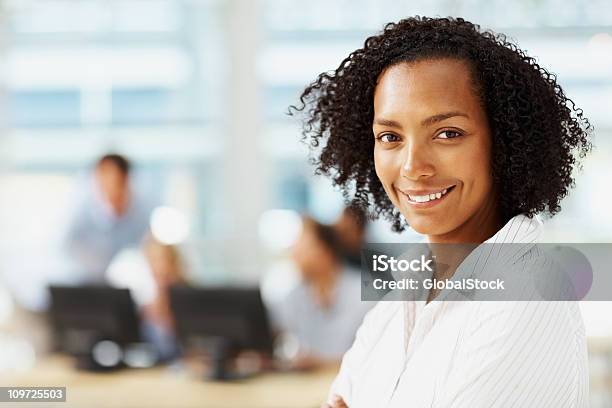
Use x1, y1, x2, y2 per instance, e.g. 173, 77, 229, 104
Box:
398, 185, 456, 208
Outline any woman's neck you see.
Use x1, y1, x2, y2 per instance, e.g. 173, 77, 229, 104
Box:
424, 201, 504, 303
427, 198, 503, 244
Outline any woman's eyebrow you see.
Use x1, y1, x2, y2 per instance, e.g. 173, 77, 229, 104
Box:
373, 111, 469, 129
421, 111, 469, 127
373, 118, 403, 129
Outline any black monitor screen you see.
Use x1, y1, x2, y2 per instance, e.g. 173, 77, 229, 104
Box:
169, 286, 273, 354
49, 285, 140, 354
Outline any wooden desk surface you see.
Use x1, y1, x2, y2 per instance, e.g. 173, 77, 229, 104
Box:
0, 356, 338, 408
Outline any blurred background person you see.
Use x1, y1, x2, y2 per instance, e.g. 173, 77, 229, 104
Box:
140, 235, 187, 362
333, 208, 367, 270
106, 233, 187, 363
270, 216, 372, 369
61, 153, 153, 283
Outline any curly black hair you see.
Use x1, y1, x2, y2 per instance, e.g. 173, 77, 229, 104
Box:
290, 16, 592, 232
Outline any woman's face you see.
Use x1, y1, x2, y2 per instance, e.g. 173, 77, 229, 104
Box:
145, 242, 180, 286
373, 59, 499, 242
291, 220, 336, 280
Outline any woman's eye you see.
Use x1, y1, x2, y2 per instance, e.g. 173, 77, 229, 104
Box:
436, 130, 462, 139
379, 133, 401, 143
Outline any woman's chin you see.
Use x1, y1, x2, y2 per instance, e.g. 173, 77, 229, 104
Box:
404, 214, 455, 237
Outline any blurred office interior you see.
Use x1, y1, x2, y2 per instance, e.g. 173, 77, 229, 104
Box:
0, 0, 611, 407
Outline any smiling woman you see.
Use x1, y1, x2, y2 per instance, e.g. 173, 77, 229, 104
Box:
372, 59, 498, 243
291, 16, 592, 408
291, 17, 591, 237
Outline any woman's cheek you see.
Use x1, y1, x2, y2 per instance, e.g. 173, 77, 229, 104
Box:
373, 148, 386, 183
374, 150, 398, 201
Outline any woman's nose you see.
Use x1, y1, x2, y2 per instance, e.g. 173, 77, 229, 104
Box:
400, 143, 435, 180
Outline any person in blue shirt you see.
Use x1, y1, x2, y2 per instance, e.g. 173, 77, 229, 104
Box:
270, 216, 373, 369
61, 153, 153, 283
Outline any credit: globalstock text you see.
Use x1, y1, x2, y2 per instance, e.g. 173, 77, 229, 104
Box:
370, 255, 505, 291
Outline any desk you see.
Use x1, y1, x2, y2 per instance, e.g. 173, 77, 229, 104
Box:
0, 356, 338, 408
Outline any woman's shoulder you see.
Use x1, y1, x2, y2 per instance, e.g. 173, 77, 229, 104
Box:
463, 300, 585, 341
353, 300, 405, 342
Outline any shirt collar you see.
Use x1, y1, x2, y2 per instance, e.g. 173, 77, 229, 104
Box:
484, 213, 543, 244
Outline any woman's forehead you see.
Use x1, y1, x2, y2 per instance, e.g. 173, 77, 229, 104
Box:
373, 59, 482, 122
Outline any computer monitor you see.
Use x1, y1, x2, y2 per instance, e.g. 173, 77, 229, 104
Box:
168, 286, 274, 380
48, 285, 141, 368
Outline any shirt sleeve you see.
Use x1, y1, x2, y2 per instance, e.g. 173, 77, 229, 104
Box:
434, 301, 589, 408
326, 301, 397, 406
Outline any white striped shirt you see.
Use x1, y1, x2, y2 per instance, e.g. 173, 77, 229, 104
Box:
327, 214, 589, 407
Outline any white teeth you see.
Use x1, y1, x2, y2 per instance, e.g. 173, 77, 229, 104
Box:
407, 187, 451, 203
